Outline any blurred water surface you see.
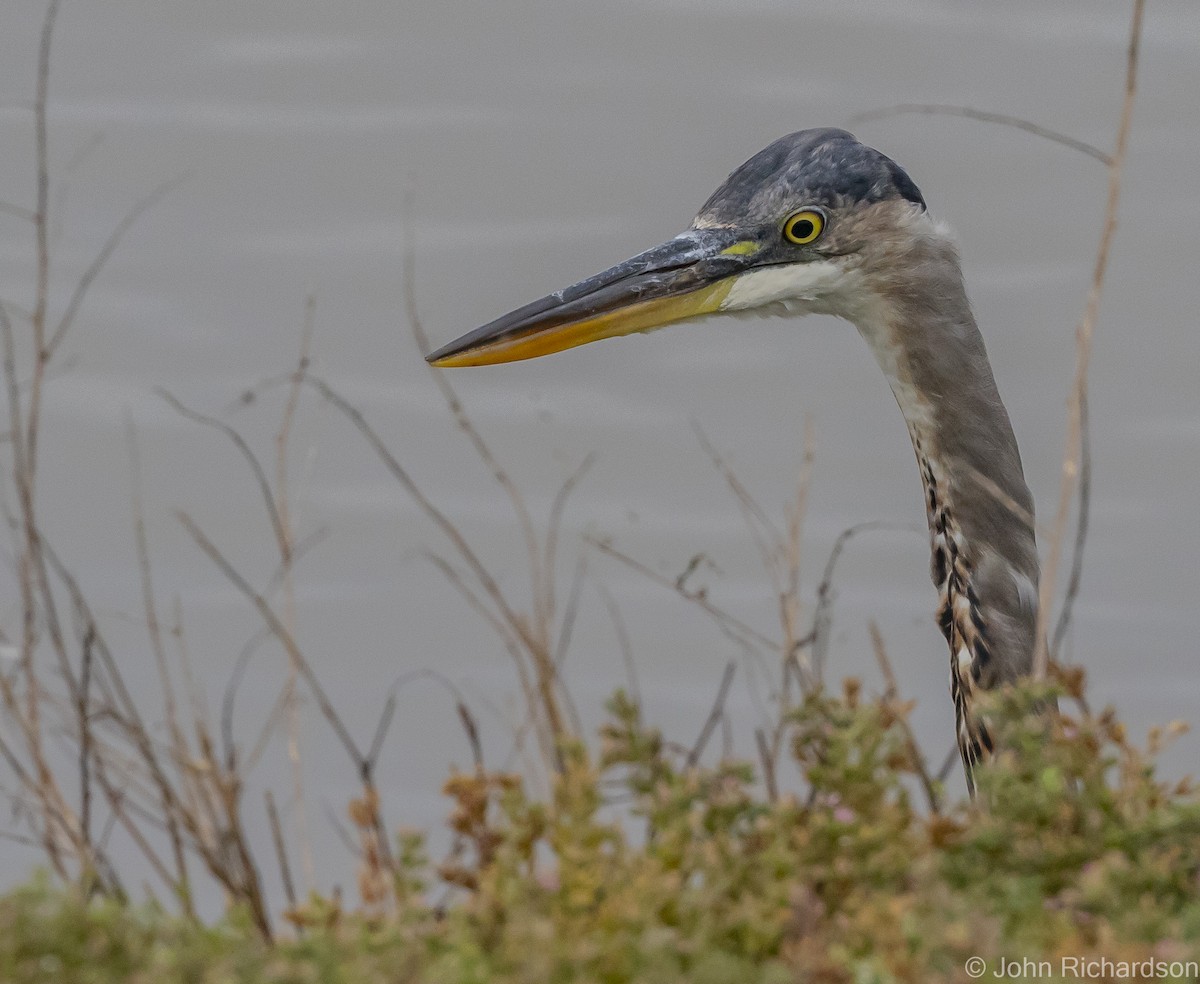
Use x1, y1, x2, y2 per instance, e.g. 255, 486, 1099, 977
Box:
1, 0, 1198, 900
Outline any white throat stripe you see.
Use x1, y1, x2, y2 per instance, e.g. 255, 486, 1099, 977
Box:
719, 261, 845, 312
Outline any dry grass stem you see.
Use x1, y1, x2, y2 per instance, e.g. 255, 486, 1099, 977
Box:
1052, 390, 1092, 656
850, 103, 1111, 165
1033, 0, 1144, 678
265, 791, 298, 914
273, 310, 316, 891
588, 537, 778, 655
869, 621, 941, 813
45, 175, 186, 359
687, 661, 737, 767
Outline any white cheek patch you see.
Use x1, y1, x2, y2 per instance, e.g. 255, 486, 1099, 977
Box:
719, 261, 846, 314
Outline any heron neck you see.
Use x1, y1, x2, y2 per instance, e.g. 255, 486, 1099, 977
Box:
852, 241, 1040, 693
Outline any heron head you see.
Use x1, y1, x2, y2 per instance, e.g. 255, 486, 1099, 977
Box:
426, 128, 932, 368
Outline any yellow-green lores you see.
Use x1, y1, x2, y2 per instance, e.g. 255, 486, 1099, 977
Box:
718, 239, 761, 256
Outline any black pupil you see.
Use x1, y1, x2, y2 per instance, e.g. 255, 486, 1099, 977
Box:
791, 218, 814, 240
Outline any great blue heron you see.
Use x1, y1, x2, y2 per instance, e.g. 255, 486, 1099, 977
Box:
428, 128, 1039, 792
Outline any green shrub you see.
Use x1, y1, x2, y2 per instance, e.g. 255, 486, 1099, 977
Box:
2, 675, 1197, 983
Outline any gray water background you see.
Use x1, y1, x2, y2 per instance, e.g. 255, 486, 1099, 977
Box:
1, 0, 1198, 902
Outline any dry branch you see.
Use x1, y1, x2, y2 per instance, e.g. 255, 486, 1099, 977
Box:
869, 622, 941, 814
850, 104, 1110, 165
1033, 0, 1145, 678
687, 661, 737, 767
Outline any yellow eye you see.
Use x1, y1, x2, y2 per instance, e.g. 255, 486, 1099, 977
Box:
783, 209, 825, 245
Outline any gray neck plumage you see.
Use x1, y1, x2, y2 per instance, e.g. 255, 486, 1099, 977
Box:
852, 228, 1039, 770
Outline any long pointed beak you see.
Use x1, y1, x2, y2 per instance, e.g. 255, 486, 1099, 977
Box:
426, 228, 757, 367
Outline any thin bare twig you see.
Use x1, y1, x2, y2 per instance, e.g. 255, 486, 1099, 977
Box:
589, 537, 778, 654
221, 625, 273, 771
809, 521, 917, 681
422, 551, 526, 655
780, 420, 817, 691
754, 728, 778, 802
89, 761, 177, 895
1034, 0, 1145, 678
157, 389, 287, 552
176, 512, 365, 768
179, 510, 398, 884
1052, 388, 1091, 655
304, 375, 541, 659
39, 539, 194, 900
457, 701, 485, 772
693, 423, 782, 571
26, 0, 59, 484
544, 454, 595, 634
381, 667, 486, 771
76, 625, 94, 852
306, 374, 571, 772
552, 555, 588, 669
231, 530, 334, 772
869, 622, 940, 814
46, 175, 187, 358
402, 217, 585, 763
849, 104, 1111, 165
403, 236, 548, 642
2, 4, 67, 866
687, 661, 737, 767
274, 307, 315, 890
322, 801, 361, 859
599, 585, 641, 708
125, 419, 192, 873
366, 694, 398, 769
695, 420, 820, 716
935, 744, 961, 785
550, 556, 586, 737
265, 790, 298, 913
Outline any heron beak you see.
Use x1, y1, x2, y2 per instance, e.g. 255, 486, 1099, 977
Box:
425, 229, 757, 367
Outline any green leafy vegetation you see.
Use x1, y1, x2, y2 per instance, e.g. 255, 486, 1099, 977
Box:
3, 673, 1197, 984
